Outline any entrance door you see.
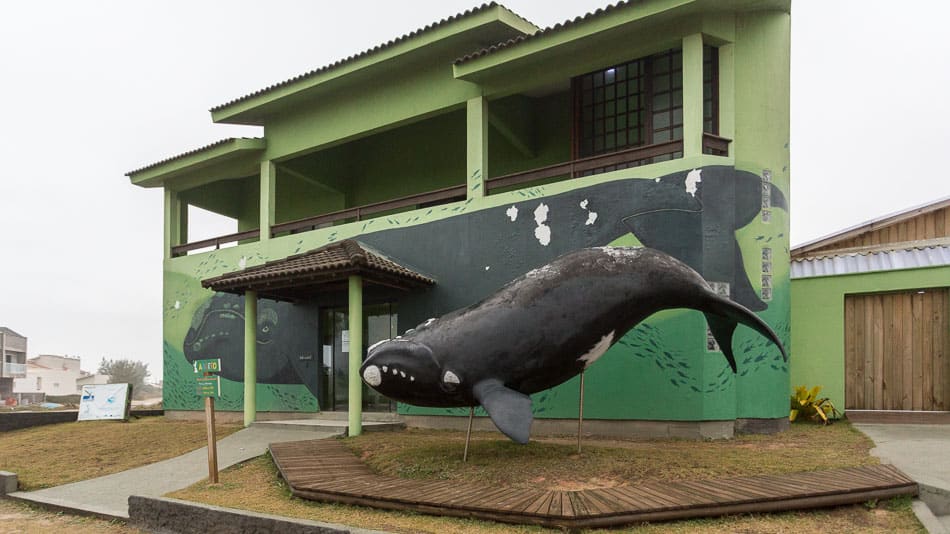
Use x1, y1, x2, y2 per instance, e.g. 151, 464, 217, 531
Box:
845, 288, 949, 410
319, 303, 398, 412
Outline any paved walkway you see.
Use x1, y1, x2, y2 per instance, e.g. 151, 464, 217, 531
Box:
854, 423, 950, 533
9, 426, 339, 519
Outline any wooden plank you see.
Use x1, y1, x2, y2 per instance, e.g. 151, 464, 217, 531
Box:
611, 485, 670, 508
873, 295, 885, 410
845, 296, 859, 409
923, 291, 935, 410
924, 212, 937, 239
863, 295, 875, 409
934, 290, 948, 411
902, 292, 914, 410
913, 292, 925, 410
882, 294, 894, 409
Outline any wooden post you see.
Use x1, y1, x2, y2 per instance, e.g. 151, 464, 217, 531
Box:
463, 406, 475, 462
577, 371, 585, 454
205, 388, 219, 483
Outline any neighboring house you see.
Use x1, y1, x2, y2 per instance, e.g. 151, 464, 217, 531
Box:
13, 355, 85, 397
791, 197, 950, 418
0, 327, 28, 399
76, 373, 111, 390
128, 1, 791, 437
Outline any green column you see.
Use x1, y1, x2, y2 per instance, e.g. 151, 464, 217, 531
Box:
260, 161, 276, 243
682, 33, 705, 158
163, 188, 186, 260
466, 96, 488, 199
244, 290, 257, 427
348, 275, 363, 436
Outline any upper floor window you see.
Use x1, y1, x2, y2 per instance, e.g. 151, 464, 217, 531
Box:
573, 45, 721, 172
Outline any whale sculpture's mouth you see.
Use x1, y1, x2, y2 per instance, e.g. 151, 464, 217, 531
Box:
360, 338, 442, 404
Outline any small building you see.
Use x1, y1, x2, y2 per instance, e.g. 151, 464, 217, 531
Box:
13, 355, 85, 397
76, 373, 111, 390
791, 197, 950, 419
129, 0, 791, 438
0, 327, 28, 399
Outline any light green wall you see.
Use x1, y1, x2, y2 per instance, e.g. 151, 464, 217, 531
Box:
790, 266, 950, 411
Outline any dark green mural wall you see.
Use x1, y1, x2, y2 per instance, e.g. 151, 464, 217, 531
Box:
162, 166, 789, 420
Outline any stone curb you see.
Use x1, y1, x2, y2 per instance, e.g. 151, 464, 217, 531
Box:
0, 471, 17, 495
128, 495, 388, 534
913, 499, 949, 534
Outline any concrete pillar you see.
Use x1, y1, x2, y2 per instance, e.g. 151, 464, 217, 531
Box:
244, 290, 257, 427
260, 161, 276, 242
347, 275, 363, 436
466, 96, 488, 199
682, 33, 705, 158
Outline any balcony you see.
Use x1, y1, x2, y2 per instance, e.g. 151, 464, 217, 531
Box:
3, 362, 26, 378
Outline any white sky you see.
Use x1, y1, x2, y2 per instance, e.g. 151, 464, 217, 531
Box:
0, 1, 947, 375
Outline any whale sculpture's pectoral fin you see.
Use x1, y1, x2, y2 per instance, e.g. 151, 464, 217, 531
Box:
473, 379, 533, 444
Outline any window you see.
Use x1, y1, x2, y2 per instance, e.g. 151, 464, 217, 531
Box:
573, 45, 722, 171
574, 49, 683, 174
36, 377, 41, 391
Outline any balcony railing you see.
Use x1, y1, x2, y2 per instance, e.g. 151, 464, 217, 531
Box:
170, 135, 729, 258
2, 362, 26, 377
270, 184, 467, 236
171, 229, 261, 258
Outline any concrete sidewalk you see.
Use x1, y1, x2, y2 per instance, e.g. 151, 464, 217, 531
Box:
854, 423, 950, 533
9, 426, 338, 519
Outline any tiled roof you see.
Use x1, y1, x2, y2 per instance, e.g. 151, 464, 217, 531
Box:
210, 2, 533, 114
125, 137, 263, 176
454, 1, 639, 64
202, 240, 435, 295
791, 244, 950, 279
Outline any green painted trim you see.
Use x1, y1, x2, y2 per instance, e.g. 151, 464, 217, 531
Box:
453, 0, 695, 79
260, 161, 276, 242
682, 33, 704, 158
348, 276, 363, 436
129, 138, 266, 189
717, 43, 735, 141
211, 6, 531, 125
466, 96, 488, 199
790, 265, 950, 412
244, 290, 258, 427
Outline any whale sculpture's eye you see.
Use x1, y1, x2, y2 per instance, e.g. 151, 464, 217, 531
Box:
441, 370, 460, 392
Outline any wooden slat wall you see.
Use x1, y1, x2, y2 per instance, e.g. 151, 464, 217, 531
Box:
845, 289, 950, 410
807, 206, 950, 254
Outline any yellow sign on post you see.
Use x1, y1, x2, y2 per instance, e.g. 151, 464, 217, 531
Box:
194, 359, 222, 483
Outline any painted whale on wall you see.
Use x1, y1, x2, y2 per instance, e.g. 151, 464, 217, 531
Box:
360, 246, 787, 444
183, 293, 321, 399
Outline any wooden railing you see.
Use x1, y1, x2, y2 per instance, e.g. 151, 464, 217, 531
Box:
270, 183, 467, 236
171, 229, 261, 257
170, 135, 730, 258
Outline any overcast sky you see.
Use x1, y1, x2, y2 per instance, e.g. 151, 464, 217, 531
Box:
1, 1, 947, 375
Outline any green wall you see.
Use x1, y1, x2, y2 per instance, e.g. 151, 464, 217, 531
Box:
790, 266, 950, 412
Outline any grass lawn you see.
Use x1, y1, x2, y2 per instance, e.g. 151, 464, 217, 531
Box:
0, 416, 241, 490
0, 499, 144, 534
169, 422, 925, 533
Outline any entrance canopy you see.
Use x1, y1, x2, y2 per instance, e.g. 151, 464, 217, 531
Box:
201, 239, 435, 301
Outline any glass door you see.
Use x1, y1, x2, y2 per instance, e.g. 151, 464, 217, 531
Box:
319, 303, 398, 412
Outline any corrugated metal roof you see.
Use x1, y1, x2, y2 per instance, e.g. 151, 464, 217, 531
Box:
210, 3, 534, 114
791, 244, 950, 279
454, 1, 640, 65
125, 137, 263, 176
0, 326, 25, 338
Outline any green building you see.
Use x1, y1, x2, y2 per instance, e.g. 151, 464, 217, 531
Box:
791, 197, 950, 422
128, 0, 791, 438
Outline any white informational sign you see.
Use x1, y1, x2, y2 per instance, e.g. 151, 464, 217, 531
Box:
77, 383, 132, 421
341, 330, 350, 353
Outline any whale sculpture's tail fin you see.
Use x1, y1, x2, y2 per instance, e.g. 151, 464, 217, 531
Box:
701, 293, 788, 374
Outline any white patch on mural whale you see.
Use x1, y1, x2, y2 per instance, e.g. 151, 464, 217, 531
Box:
506, 205, 518, 221
585, 211, 598, 225
579, 199, 589, 209
533, 202, 551, 246
685, 169, 702, 197
239, 256, 247, 269
578, 331, 615, 368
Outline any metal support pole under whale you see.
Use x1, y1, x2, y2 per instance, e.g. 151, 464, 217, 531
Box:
360, 246, 788, 444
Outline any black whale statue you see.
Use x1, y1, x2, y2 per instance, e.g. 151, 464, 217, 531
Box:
360, 246, 787, 444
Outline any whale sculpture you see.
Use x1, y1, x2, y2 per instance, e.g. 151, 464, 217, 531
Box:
360, 246, 787, 444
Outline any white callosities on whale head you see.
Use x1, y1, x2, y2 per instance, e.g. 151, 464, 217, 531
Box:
360, 337, 455, 404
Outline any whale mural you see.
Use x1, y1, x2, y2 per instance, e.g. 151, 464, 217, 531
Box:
360, 247, 787, 443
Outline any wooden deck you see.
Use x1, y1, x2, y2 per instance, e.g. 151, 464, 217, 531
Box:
269, 439, 918, 529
